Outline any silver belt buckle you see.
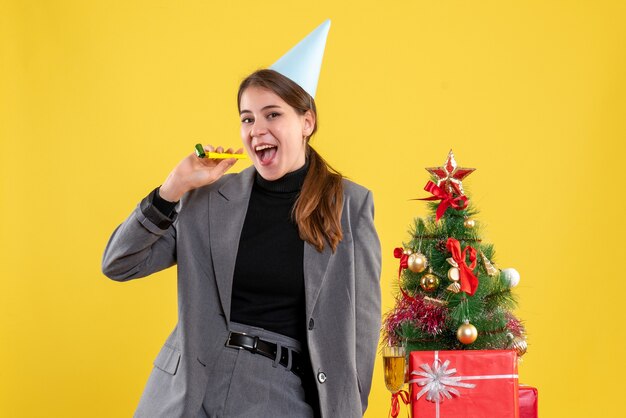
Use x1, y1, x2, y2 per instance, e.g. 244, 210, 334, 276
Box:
225, 331, 245, 350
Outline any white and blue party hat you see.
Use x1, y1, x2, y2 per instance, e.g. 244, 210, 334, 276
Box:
270, 19, 331, 99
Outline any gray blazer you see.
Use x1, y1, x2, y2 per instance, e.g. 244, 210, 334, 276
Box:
102, 166, 382, 417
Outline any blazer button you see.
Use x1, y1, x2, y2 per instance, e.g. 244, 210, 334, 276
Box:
308, 318, 315, 330
317, 371, 327, 383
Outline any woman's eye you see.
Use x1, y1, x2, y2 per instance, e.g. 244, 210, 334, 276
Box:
267, 112, 280, 119
241, 117, 253, 123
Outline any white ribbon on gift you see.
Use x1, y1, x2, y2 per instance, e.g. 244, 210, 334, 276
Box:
410, 358, 476, 402
407, 351, 519, 418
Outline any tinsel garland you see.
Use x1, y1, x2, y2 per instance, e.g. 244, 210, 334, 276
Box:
505, 312, 526, 337
384, 293, 449, 345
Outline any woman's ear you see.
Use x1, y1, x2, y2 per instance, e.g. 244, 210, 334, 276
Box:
303, 110, 316, 137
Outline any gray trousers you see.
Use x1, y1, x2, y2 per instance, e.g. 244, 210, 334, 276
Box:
197, 322, 315, 418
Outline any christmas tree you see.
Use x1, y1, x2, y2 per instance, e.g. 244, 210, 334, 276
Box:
383, 151, 527, 356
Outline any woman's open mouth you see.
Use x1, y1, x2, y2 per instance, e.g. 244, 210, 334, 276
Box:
255, 144, 277, 165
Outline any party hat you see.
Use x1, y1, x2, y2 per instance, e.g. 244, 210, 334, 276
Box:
270, 19, 331, 99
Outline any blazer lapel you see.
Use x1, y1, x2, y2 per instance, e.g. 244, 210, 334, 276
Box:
303, 242, 332, 319
209, 167, 255, 324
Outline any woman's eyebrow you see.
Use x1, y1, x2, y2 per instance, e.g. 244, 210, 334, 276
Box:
240, 105, 282, 115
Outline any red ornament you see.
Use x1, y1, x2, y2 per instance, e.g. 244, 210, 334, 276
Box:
426, 150, 475, 196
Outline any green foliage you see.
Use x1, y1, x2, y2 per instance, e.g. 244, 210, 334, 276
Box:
386, 187, 524, 352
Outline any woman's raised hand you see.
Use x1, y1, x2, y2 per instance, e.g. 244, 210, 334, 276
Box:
159, 145, 243, 202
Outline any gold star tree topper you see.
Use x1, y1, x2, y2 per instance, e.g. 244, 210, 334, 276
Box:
426, 150, 476, 196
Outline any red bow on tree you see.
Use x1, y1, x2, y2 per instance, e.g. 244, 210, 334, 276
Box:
446, 238, 479, 295
418, 181, 468, 221
393, 248, 416, 302
394, 248, 408, 278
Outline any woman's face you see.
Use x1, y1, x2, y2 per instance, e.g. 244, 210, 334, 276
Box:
239, 86, 314, 181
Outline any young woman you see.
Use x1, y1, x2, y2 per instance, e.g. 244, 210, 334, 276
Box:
102, 68, 381, 417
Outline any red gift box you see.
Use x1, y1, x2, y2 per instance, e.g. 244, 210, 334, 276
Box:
519, 385, 538, 418
409, 350, 519, 418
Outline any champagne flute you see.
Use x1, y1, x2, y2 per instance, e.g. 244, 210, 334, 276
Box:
383, 345, 409, 417
383, 345, 406, 392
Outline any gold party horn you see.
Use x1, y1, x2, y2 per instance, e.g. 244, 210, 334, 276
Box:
194, 144, 248, 159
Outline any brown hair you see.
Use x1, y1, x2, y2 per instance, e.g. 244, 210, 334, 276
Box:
238, 69, 344, 252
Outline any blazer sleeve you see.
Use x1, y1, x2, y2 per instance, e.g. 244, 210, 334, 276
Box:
353, 190, 382, 413
101, 188, 177, 281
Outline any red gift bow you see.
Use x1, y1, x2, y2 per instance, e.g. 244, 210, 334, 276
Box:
446, 238, 479, 296
394, 247, 409, 278
419, 181, 468, 221
393, 248, 416, 301
389, 390, 410, 418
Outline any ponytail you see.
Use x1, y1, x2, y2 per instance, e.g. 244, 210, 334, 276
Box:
293, 146, 344, 252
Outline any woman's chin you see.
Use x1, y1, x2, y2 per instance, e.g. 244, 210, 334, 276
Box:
255, 164, 284, 181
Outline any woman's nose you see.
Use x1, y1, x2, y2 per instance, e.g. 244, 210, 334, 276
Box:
250, 120, 268, 138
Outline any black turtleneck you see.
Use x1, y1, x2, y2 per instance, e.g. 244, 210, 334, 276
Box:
230, 162, 308, 344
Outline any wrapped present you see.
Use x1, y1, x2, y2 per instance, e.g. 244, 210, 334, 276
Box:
519, 385, 538, 418
409, 350, 519, 418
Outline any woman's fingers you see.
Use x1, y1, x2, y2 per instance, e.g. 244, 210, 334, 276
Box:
196, 144, 240, 181
161, 144, 241, 201
209, 157, 238, 180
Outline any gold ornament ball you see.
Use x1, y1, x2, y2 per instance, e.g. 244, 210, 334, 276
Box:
464, 218, 476, 229
419, 274, 439, 292
408, 253, 428, 273
509, 336, 528, 357
457, 322, 478, 345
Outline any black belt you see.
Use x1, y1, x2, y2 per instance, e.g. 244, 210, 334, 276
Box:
225, 331, 304, 378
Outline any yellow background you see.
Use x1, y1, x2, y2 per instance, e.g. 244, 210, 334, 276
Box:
2, 1, 624, 416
